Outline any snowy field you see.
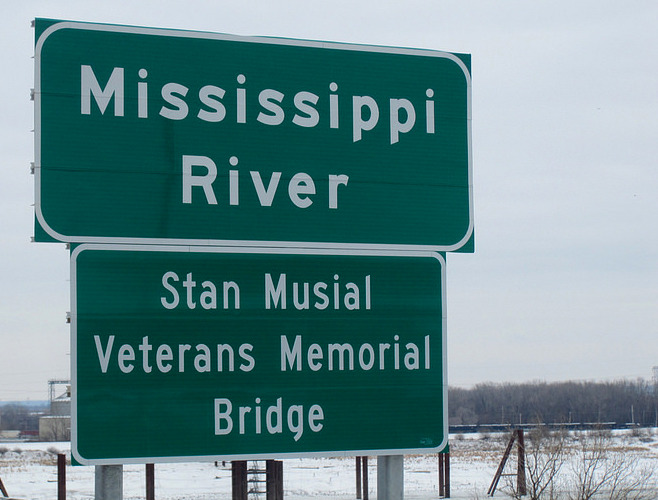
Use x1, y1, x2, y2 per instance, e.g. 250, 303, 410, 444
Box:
1, 429, 657, 499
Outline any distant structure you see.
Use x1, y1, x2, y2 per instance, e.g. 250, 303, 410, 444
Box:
48, 379, 70, 404
39, 379, 71, 441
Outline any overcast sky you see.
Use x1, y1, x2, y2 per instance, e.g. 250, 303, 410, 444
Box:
1, 1, 657, 401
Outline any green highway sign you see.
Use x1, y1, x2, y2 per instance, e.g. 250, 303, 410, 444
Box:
71, 245, 446, 464
35, 19, 472, 251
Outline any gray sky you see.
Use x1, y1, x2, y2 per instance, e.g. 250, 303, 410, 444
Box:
1, 1, 657, 401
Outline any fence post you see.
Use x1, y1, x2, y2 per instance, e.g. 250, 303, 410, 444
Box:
517, 429, 526, 496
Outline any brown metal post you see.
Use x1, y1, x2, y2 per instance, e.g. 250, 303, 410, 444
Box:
232, 461, 248, 500
517, 429, 526, 496
444, 453, 451, 498
146, 463, 155, 500
57, 454, 66, 500
266, 460, 273, 500
277, 460, 284, 500
438, 453, 445, 497
266, 460, 283, 500
356, 457, 362, 499
362, 457, 369, 500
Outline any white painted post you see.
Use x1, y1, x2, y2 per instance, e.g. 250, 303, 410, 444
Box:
95, 465, 123, 500
377, 455, 403, 500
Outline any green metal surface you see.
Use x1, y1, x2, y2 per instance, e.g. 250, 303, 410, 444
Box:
71, 245, 446, 464
35, 19, 472, 251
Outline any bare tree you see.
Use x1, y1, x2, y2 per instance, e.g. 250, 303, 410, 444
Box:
605, 453, 655, 500
42, 418, 71, 442
567, 429, 656, 500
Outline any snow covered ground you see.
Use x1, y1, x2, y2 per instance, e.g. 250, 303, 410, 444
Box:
1, 430, 657, 499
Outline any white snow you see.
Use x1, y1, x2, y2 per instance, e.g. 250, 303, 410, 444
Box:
1, 430, 657, 499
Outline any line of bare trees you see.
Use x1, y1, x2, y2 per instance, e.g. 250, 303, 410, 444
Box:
449, 379, 658, 427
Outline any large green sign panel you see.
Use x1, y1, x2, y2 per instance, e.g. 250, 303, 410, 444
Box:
71, 245, 446, 464
36, 19, 472, 251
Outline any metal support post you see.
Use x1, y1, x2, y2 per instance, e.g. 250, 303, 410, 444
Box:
95, 465, 123, 500
444, 453, 450, 498
438, 453, 445, 497
377, 455, 403, 500
146, 464, 155, 500
357, 457, 362, 499
266, 460, 283, 500
362, 457, 369, 500
357, 457, 369, 500
58, 454, 66, 500
232, 461, 248, 500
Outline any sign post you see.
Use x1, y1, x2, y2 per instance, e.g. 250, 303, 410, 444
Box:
378, 455, 404, 500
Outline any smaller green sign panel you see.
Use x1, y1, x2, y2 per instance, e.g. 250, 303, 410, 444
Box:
71, 245, 446, 464
36, 19, 472, 251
